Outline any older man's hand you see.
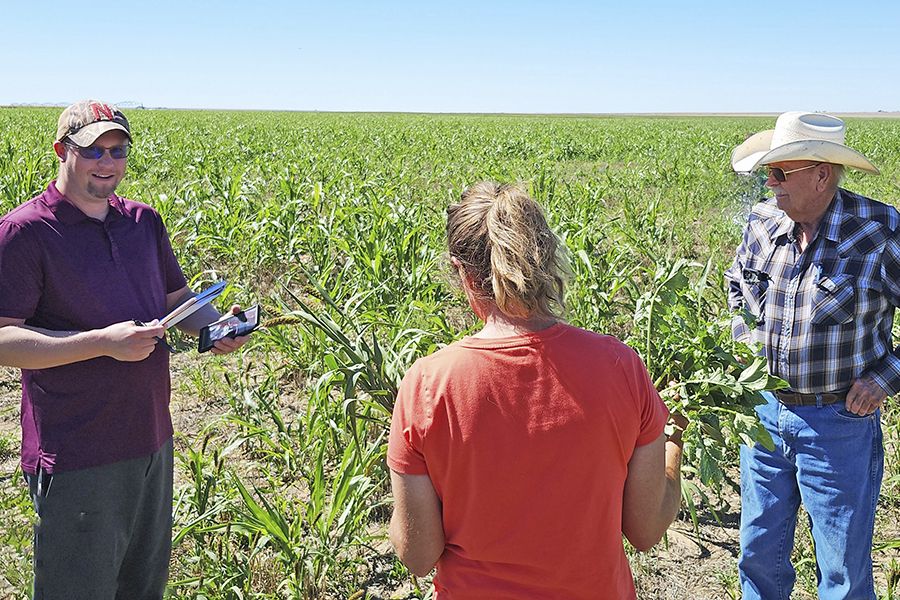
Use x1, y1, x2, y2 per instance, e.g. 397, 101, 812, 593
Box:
846, 375, 888, 416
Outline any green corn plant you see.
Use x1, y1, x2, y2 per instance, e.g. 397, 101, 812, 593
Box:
172, 429, 243, 547
225, 430, 385, 600
885, 557, 900, 600
274, 270, 434, 417
222, 368, 306, 479
0, 140, 54, 212
301, 432, 385, 594
167, 521, 257, 599
228, 475, 311, 597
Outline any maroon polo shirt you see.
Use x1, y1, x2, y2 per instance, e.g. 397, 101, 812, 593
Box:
0, 182, 187, 474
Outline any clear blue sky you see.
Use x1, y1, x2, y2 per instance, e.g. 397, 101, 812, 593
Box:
2, 0, 898, 113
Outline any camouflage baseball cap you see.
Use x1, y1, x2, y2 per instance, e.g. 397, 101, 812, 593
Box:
56, 99, 132, 146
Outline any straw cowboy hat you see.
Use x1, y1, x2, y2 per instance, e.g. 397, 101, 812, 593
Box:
731, 111, 879, 175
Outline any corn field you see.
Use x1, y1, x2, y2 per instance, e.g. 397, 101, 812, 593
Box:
1, 108, 900, 599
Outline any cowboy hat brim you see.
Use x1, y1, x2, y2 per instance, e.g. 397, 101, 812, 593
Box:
731, 130, 774, 173
731, 130, 880, 175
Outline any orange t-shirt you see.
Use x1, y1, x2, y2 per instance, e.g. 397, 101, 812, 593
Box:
387, 323, 669, 599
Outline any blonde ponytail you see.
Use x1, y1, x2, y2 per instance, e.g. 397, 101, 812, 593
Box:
447, 182, 571, 320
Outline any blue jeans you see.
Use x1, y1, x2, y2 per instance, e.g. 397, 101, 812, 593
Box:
739, 391, 883, 600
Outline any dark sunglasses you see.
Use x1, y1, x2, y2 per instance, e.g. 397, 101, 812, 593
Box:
65, 142, 131, 160
767, 162, 821, 183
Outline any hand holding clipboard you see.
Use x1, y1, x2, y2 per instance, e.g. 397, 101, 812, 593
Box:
159, 281, 227, 329
133, 282, 228, 354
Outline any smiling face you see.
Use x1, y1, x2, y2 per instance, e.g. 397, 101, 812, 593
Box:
54, 130, 129, 219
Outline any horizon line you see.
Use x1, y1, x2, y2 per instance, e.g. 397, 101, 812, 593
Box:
4, 104, 900, 118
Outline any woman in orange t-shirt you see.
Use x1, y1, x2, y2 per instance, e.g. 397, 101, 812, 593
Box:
387, 182, 685, 599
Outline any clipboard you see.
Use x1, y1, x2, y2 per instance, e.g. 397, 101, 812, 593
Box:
159, 281, 227, 329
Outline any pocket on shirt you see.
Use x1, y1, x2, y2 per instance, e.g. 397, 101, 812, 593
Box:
741, 279, 769, 326
811, 274, 855, 326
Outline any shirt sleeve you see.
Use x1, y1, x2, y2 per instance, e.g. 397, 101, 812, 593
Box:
387, 362, 430, 476
725, 230, 753, 344
620, 344, 669, 447
866, 232, 900, 395
0, 221, 43, 320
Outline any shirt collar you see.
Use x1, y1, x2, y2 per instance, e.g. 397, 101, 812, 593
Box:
776, 189, 844, 246
817, 188, 845, 244
773, 209, 795, 241
44, 181, 127, 225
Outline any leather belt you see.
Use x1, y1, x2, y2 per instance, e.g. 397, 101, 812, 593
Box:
775, 389, 848, 406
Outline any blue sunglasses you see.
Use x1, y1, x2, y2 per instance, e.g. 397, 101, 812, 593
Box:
65, 142, 131, 160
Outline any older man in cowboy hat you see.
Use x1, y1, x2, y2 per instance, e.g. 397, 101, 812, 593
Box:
725, 111, 897, 600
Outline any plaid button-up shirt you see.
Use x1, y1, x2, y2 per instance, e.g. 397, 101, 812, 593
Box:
726, 187, 900, 396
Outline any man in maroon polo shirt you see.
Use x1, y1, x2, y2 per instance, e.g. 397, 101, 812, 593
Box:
0, 99, 248, 600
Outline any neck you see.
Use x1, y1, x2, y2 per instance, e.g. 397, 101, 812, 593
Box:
794, 187, 837, 252
472, 303, 558, 339
795, 222, 818, 251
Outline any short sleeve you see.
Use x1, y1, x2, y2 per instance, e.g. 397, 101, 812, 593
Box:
154, 213, 187, 294
0, 221, 43, 320
387, 363, 430, 476
622, 345, 669, 447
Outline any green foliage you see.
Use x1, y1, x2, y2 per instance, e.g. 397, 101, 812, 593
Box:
2, 108, 900, 597
0, 468, 33, 598
619, 257, 782, 535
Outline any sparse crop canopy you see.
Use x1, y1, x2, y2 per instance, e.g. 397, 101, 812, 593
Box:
1, 107, 899, 597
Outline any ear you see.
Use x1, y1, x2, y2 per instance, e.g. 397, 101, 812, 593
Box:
450, 256, 469, 281
814, 163, 833, 193
53, 141, 67, 162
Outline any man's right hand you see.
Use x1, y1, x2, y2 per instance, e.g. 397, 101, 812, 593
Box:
846, 374, 888, 416
101, 320, 164, 362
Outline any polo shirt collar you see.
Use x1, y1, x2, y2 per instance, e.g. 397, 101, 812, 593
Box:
44, 181, 127, 225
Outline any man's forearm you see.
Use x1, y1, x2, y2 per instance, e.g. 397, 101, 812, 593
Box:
0, 320, 164, 369
0, 324, 106, 369
866, 354, 900, 400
